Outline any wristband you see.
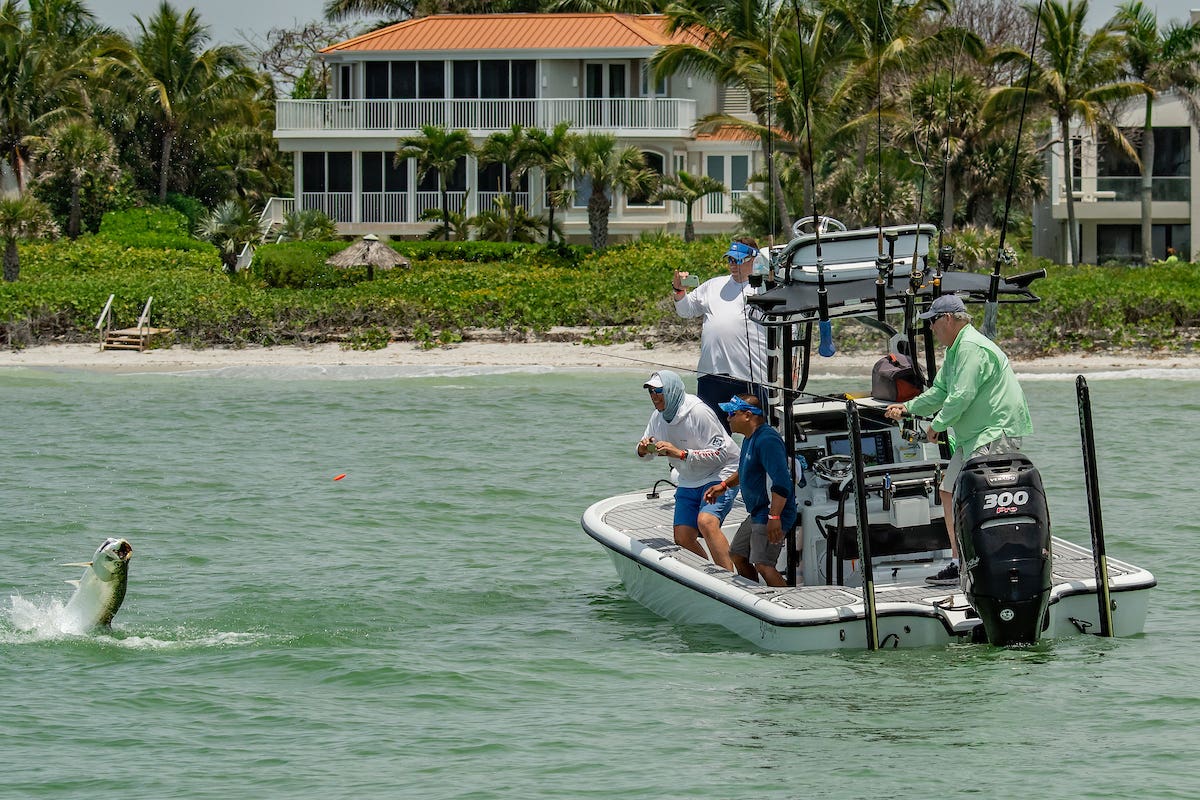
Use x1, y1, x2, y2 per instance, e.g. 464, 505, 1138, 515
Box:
768, 514, 781, 520
717, 480, 728, 490
679, 450, 687, 461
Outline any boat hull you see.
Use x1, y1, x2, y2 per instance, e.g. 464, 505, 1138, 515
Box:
583, 491, 1154, 652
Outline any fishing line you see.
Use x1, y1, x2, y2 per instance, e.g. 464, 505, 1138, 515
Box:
984, 0, 1045, 339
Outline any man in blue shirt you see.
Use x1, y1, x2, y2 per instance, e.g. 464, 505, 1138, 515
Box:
704, 395, 797, 586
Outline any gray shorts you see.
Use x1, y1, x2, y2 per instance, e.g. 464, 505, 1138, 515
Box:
941, 434, 1023, 492
730, 518, 784, 567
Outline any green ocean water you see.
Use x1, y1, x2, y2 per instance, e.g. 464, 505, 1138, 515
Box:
2, 364, 1198, 799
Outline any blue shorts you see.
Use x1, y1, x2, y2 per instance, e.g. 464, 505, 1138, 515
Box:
674, 482, 739, 529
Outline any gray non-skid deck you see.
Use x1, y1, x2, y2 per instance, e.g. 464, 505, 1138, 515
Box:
603, 494, 1134, 612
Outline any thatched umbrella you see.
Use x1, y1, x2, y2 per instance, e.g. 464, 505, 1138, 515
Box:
326, 234, 409, 280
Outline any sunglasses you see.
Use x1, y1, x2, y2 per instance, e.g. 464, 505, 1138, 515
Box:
928, 312, 948, 325
647, 387, 664, 395
727, 256, 751, 265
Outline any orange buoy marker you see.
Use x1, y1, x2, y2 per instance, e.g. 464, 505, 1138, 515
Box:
333, 473, 346, 481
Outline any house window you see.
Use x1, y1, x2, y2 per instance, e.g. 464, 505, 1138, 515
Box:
628, 151, 665, 206
362, 152, 408, 193
639, 63, 666, 96
392, 62, 416, 98
453, 60, 535, 99
478, 163, 528, 195
1097, 223, 1191, 263
417, 157, 467, 192
480, 60, 509, 99
512, 61, 536, 98
418, 61, 444, 99
301, 152, 352, 193
338, 65, 353, 99
706, 154, 746, 191
453, 60, 479, 98
364, 61, 389, 99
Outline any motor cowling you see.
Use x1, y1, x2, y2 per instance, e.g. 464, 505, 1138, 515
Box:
954, 453, 1052, 646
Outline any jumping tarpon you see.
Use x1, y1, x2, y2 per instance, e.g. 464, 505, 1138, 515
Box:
62, 538, 133, 631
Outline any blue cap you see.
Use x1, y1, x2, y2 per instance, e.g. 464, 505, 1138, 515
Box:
724, 241, 758, 262
718, 396, 764, 415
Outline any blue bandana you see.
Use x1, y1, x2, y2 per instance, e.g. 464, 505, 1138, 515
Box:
718, 396, 764, 415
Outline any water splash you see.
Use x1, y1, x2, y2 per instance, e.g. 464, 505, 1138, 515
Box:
4, 594, 275, 649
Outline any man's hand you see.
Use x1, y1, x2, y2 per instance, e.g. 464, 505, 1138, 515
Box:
767, 518, 784, 545
884, 403, 907, 421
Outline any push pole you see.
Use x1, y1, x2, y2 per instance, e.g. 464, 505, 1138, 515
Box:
846, 400, 880, 650
1076, 376, 1114, 637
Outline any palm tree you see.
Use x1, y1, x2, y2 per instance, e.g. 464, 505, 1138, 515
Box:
655, 171, 726, 242
568, 132, 656, 251
526, 122, 576, 244
0, 2, 92, 192
471, 194, 543, 243
195, 199, 265, 274
988, 0, 1146, 264
397, 124, 472, 242
476, 125, 537, 242
111, 2, 262, 202
653, 0, 794, 230
0, 194, 57, 282
1112, 0, 1200, 264
280, 208, 338, 241
25, 119, 119, 238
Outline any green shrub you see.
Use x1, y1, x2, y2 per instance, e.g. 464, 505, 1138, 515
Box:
97, 206, 208, 250
252, 241, 355, 288
164, 194, 207, 230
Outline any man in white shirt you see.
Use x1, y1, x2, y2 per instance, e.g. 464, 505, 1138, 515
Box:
671, 237, 768, 430
637, 370, 740, 571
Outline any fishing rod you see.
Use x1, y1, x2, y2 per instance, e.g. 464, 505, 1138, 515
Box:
790, 0, 834, 358
984, 0, 1044, 339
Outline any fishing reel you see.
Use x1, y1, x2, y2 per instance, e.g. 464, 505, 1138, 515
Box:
897, 413, 935, 444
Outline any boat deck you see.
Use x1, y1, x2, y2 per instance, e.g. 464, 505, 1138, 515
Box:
603, 493, 1143, 612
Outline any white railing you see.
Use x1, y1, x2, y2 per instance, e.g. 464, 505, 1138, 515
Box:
260, 196, 295, 229
416, 191, 467, 220
477, 191, 531, 214
705, 190, 749, 215
277, 98, 696, 134
362, 192, 409, 223
301, 192, 353, 222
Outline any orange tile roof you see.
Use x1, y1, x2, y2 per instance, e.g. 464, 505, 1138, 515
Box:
695, 125, 761, 143
322, 13, 707, 54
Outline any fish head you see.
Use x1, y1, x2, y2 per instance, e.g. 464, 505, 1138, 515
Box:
91, 538, 133, 581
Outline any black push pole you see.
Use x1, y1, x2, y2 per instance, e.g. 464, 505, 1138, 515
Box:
846, 400, 880, 650
1076, 376, 1114, 637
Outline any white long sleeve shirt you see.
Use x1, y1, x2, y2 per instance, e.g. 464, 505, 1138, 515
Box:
674, 275, 767, 382
638, 395, 740, 487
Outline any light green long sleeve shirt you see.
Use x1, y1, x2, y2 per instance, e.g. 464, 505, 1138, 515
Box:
903, 324, 1032, 455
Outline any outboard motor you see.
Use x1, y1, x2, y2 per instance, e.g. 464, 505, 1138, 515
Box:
954, 453, 1052, 646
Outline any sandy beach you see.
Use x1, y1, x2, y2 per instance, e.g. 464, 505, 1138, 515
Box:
1, 339, 1197, 376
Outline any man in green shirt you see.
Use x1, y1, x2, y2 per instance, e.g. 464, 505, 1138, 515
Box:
884, 294, 1032, 585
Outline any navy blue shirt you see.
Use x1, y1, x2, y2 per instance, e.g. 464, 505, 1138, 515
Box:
738, 424, 797, 528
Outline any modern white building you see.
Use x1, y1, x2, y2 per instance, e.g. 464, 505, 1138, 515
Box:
1034, 90, 1198, 264
271, 13, 764, 241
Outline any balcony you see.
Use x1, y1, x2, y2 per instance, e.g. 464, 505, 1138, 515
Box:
1066, 175, 1191, 202
275, 98, 698, 137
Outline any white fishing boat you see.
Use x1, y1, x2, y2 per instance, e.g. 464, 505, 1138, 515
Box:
581, 222, 1156, 651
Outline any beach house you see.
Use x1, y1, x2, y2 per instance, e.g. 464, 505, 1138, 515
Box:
270, 13, 763, 241
1034, 88, 1199, 264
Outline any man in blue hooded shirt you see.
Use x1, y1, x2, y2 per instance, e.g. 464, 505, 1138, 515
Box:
704, 394, 796, 586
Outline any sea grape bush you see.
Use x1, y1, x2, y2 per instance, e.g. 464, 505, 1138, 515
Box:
1, 240, 1196, 353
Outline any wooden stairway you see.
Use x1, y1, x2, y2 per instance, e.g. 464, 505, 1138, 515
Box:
96, 295, 173, 352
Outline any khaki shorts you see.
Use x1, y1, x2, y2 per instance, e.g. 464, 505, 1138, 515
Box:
730, 518, 784, 567
941, 434, 1023, 492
